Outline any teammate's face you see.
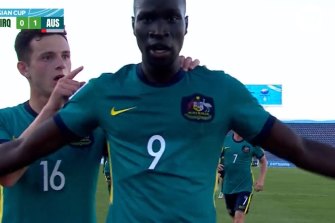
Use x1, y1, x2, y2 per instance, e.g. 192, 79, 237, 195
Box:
19, 34, 71, 98
132, 0, 188, 69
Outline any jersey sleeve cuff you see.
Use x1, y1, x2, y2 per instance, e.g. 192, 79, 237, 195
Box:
53, 114, 82, 140
250, 115, 276, 145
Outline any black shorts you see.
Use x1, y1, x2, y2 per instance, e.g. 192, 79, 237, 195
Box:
224, 191, 253, 217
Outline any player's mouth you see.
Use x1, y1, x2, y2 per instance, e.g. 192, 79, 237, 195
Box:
54, 74, 65, 81
149, 44, 171, 58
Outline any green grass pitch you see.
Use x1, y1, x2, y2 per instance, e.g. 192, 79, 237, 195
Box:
95, 167, 335, 223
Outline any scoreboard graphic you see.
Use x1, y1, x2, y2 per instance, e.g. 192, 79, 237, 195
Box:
0, 8, 64, 33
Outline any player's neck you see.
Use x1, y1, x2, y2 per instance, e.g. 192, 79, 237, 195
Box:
140, 61, 180, 84
29, 94, 49, 114
233, 133, 243, 141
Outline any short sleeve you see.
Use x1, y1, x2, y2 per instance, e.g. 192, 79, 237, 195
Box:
253, 146, 265, 159
226, 75, 273, 142
56, 78, 100, 137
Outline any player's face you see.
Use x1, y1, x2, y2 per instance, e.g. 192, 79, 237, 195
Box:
22, 34, 71, 98
132, 0, 188, 68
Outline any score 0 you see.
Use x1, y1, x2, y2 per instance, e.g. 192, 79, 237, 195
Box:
16, 17, 42, 29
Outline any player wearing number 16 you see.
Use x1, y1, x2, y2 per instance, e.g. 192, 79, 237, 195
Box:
0, 30, 106, 223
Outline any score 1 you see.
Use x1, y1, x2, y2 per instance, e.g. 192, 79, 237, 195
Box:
16, 17, 41, 29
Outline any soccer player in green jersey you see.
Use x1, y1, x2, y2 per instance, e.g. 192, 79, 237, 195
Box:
0, 30, 106, 223
1, 0, 335, 222
0, 29, 198, 223
221, 131, 268, 223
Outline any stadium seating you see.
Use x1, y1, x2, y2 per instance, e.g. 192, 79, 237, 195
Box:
265, 121, 335, 167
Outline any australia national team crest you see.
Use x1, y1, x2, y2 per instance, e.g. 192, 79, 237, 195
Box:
242, 145, 251, 153
69, 134, 94, 149
181, 94, 215, 122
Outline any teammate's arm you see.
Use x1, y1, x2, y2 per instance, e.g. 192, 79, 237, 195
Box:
254, 155, 267, 192
260, 119, 335, 178
0, 117, 73, 176
0, 67, 84, 184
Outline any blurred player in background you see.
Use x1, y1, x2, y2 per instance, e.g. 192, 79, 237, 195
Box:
220, 131, 268, 223
217, 147, 225, 199
102, 154, 112, 195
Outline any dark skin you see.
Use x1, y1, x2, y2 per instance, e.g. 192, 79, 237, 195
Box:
132, 0, 188, 84
1, 0, 335, 181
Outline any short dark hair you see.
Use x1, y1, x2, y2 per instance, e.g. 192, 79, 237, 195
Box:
133, 0, 186, 15
14, 30, 68, 63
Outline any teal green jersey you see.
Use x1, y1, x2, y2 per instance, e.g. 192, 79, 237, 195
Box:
222, 133, 265, 194
0, 102, 105, 223
56, 64, 275, 223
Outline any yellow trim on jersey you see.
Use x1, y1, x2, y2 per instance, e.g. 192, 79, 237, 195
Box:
0, 186, 3, 222
107, 141, 113, 204
244, 192, 253, 214
251, 167, 255, 183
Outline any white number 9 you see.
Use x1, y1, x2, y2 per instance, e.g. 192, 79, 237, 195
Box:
147, 135, 166, 170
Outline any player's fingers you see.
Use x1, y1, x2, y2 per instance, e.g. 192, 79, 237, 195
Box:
255, 183, 263, 192
54, 84, 76, 97
190, 59, 200, 69
79, 81, 86, 87
179, 55, 186, 67
181, 56, 192, 71
56, 79, 83, 96
65, 66, 84, 80
58, 77, 83, 89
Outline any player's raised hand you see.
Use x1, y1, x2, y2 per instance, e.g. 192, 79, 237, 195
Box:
46, 66, 86, 111
179, 55, 200, 71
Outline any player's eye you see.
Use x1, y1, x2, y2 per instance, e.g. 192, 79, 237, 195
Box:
167, 16, 180, 23
62, 54, 70, 60
41, 55, 52, 61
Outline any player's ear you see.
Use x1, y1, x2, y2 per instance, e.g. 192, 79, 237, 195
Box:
17, 61, 30, 79
184, 16, 188, 35
131, 17, 135, 35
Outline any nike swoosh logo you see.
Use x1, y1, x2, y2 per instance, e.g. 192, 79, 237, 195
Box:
111, 106, 136, 116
